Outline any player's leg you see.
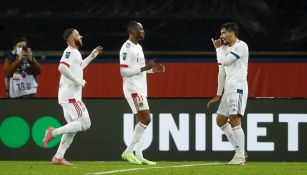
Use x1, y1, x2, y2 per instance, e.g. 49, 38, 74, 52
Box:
51, 101, 91, 165
122, 94, 155, 165
135, 115, 144, 159
124, 109, 149, 156
52, 101, 90, 137
43, 101, 91, 147
121, 97, 142, 164
216, 95, 236, 148
52, 133, 75, 165
52, 111, 75, 165
43, 103, 82, 148
227, 114, 246, 165
134, 106, 156, 165
227, 90, 247, 165
133, 96, 156, 165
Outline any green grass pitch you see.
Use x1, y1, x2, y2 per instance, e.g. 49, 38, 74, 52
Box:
0, 161, 306, 175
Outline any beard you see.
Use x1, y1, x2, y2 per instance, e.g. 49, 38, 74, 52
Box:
74, 38, 83, 48
137, 35, 144, 41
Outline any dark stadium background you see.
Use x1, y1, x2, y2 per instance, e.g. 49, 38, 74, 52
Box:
0, 0, 306, 52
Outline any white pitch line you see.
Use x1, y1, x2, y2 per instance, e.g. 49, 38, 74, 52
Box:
87, 162, 222, 175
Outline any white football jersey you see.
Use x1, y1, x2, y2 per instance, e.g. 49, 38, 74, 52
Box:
216, 39, 249, 94
119, 40, 147, 98
58, 46, 83, 104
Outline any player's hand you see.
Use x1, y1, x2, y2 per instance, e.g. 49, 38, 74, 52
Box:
78, 79, 86, 87
141, 60, 156, 72
207, 95, 221, 108
211, 38, 222, 49
90, 46, 103, 58
153, 64, 165, 73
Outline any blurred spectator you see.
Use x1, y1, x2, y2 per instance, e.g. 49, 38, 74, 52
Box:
3, 37, 41, 98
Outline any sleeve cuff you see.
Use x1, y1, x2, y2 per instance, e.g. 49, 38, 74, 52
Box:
216, 47, 223, 52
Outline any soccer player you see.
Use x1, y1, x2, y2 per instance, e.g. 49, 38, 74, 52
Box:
42, 28, 103, 165
207, 22, 249, 165
120, 21, 165, 165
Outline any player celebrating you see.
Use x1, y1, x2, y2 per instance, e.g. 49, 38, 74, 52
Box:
207, 22, 249, 165
120, 21, 165, 165
42, 28, 103, 165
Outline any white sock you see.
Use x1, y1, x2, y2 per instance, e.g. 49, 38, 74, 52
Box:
233, 125, 245, 156
54, 133, 75, 159
221, 123, 236, 149
126, 122, 147, 154
52, 121, 82, 137
135, 135, 144, 160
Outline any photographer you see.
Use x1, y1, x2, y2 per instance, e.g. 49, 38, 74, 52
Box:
3, 37, 41, 98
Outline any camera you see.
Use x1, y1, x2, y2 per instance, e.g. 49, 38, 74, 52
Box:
22, 46, 28, 51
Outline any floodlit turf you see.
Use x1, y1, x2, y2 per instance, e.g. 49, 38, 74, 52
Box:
0, 161, 306, 175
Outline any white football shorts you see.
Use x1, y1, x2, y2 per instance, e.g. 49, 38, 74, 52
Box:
61, 99, 89, 121
126, 93, 149, 114
217, 89, 248, 117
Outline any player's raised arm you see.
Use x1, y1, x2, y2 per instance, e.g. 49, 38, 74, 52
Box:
216, 47, 242, 66
81, 46, 103, 69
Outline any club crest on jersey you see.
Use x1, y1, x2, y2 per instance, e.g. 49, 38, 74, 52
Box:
139, 102, 144, 107
122, 52, 127, 60
65, 52, 71, 59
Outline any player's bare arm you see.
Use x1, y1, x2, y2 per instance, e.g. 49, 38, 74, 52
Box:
81, 45, 103, 69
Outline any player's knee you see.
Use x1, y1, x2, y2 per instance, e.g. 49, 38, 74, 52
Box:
139, 118, 150, 125
138, 110, 151, 125
145, 116, 151, 125
216, 114, 228, 127
140, 114, 151, 125
83, 120, 91, 131
229, 115, 241, 127
81, 116, 91, 131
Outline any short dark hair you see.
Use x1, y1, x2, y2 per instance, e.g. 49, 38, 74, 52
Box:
127, 21, 140, 34
12, 37, 28, 48
221, 22, 238, 37
63, 28, 75, 41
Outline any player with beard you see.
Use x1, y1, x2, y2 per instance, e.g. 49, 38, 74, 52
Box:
42, 28, 103, 165
120, 21, 165, 165
208, 22, 249, 165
